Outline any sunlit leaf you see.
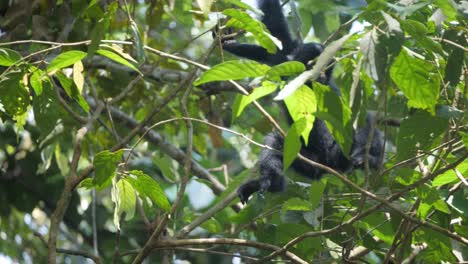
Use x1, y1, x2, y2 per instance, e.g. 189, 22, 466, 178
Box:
232, 81, 277, 119
224, 8, 278, 53
47, 51, 87, 73
112, 178, 136, 229
194, 60, 270, 86
73, 61, 84, 93
390, 49, 440, 110
284, 119, 306, 171
282, 198, 312, 211
0, 48, 22, 66
284, 85, 316, 144
96, 49, 141, 74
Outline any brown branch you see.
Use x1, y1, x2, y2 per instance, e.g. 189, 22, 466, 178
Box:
34, 232, 101, 264
151, 238, 307, 264
177, 190, 239, 238
47, 102, 105, 263
47, 127, 89, 263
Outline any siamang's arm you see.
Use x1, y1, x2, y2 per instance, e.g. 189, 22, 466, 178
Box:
222, 42, 288, 65
258, 0, 297, 54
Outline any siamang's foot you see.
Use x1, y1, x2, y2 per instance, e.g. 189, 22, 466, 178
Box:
237, 180, 260, 204
350, 153, 381, 170
350, 155, 364, 168
212, 25, 236, 43
237, 186, 249, 204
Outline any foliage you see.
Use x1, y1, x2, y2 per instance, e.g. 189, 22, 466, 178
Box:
0, 0, 467, 263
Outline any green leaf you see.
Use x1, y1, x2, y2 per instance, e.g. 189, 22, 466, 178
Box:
390, 50, 440, 110
448, 191, 468, 217
400, 20, 442, 54
130, 21, 145, 64
396, 111, 447, 161
32, 83, 63, 136
55, 144, 69, 176
126, 170, 171, 212
96, 49, 141, 74
223, 8, 277, 53
282, 198, 312, 211
93, 150, 124, 190
232, 81, 277, 119
267, 61, 306, 80
461, 132, 468, 149
359, 214, 395, 244
284, 85, 316, 144
434, 0, 458, 21
283, 119, 306, 171
152, 154, 175, 181
0, 48, 22, 66
47, 51, 87, 73
309, 178, 326, 210
112, 178, 136, 229
0, 72, 30, 116
432, 161, 467, 187
314, 83, 353, 156
78, 178, 94, 189
88, 1, 118, 57
201, 218, 222, 234
275, 33, 351, 100
194, 60, 270, 86
29, 67, 45, 96
99, 44, 138, 64
54, 71, 89, 113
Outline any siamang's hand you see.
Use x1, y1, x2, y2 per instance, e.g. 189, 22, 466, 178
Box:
212, 25, 237, 44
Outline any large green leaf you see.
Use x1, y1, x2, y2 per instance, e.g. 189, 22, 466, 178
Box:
396, 111, 447, 161
47, 51, 87, 73
390, 49, 440, 110
224, 8, 277, 53
54, 71, 90, 112
0, 48, 22, 66
314, 83, 353, 156
232, 81, 277, 119
112, 178, 136, 229
88, 1, 118, 57
400, 20, 442, 54
93, 150, 124, 190
282, 198, 312, 211
267, 61, 306, 80
284, 85, 316, 144
126, 170, 171, 212
96, 49, 141, 74
432, 158, 468, 187
309, 178, 326, 210
194, 60, 270, 86
283, 119, 306, 171
0, 72, 29, 116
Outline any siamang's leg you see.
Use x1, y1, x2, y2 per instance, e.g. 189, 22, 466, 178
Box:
258, 0, 296, 53
222, 42, 287, 65
238, 132, 286, 203
292, 118, 350, 179
350, 115, 384, 170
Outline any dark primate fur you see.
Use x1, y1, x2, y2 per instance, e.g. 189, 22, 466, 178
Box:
217, 0, 383, 203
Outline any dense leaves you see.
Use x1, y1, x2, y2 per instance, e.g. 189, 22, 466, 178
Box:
0, 0, 466, 263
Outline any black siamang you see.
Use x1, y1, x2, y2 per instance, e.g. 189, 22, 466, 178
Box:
216, 0, 383, 204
